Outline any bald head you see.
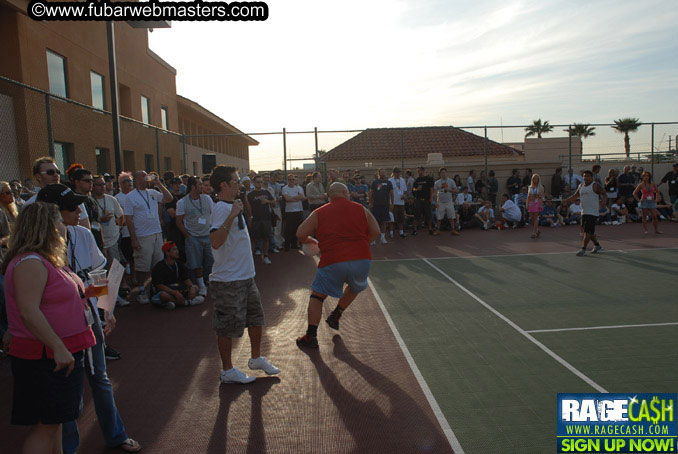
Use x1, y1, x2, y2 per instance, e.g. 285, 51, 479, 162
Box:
328, 182, 349, 200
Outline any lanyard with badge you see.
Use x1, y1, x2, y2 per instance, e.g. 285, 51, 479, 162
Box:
190, 196, 207, 225
138, 189, 155, 219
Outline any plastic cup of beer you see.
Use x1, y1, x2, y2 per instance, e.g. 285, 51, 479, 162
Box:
88, 269, 108, 297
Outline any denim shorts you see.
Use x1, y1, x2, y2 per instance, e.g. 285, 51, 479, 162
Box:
312, 259, 371, 298
185, 235, 214, 271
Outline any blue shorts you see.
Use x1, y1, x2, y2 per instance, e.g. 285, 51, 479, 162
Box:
311, 259, 371, 299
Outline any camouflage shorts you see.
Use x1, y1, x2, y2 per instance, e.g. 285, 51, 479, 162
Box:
208, 278, 265, 338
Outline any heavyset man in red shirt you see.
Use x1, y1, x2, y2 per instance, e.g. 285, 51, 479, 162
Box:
295, 183, 380, 348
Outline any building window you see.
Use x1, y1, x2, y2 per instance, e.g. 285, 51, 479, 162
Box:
161, 107, 168, 130
95, 148, 110, 174
164, 157, 171, 172
141, 95, 150, 124
144, 154, 154, 171
90, 71, 105, 110
46, 50, 68, 97
202, 154, 216, 174
123, 150, 135, 170
53, 142, 70, 175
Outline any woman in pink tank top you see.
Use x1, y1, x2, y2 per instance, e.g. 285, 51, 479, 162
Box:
633, 172, 662, 234
2, 202, 95, 453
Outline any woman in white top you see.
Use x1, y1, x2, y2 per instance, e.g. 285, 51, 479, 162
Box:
526, 174, 545, 239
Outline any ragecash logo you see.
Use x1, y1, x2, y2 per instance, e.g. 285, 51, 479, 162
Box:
557, 393, 677, 453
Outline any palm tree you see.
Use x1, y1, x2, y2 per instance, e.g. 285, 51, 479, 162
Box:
611, 118, 641, 158
524, 119, 553, 139
563, 123, 596, 154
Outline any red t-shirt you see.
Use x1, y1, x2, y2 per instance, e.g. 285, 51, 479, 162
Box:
315, 198, 371, 268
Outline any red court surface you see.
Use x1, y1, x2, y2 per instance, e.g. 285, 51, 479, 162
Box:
1, 222, 676, 453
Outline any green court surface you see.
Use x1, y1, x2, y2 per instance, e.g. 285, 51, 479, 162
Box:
369, 249, 678, 454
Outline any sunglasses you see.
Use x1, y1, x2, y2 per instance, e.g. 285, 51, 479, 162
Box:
40, 169, 61, 176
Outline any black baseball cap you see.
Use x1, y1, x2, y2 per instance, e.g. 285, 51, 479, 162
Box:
37, 184, 88, 211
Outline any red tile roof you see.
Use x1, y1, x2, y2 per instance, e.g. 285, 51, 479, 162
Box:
319, 126, 522, 162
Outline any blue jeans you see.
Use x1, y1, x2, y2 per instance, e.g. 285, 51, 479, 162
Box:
62, 305, 128, 453
185, 235, 214, 276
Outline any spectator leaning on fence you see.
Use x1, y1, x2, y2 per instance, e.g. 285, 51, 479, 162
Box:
176, 176, 215, 294
124, 171, 174, 304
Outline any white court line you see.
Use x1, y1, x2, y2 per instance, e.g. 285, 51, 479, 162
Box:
422, 259, 608, 394
371, 247, 678, 262
527, 322, 678, 334
367, 278, 465, 454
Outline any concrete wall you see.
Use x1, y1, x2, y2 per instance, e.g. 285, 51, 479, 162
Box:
524, 137, 582, 162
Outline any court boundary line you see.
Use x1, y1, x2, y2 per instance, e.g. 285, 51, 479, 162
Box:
371, 247, 678, 262
421, 259, 609, 394
367, 277, 465, 454
527, 322, 678, 334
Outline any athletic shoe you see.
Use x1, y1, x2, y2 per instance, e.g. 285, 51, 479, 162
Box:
380, 237, 388, 244
137, 293, 150, 305
254, 249, 262, 256
370, 241, 376, 246
248, 356, 280, 375
198, 286, 208, 297
220, 368, 255, 384
400, 233, 408, 239
411, 230, 418, 236
271, 247, 280, 253
116, 296, 130, 307
576, 249, 586, 257
189, 296, 205, 306
263, 256, 272, 265
451, 230, 460, 236
104, 346, 121, 361
296, 335, 319, 349
389, 231, 394, 239
326, 313, 340, 330
592, 245, 604, 254
162, 301, 176, 310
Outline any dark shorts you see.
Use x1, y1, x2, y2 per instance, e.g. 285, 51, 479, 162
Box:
209, 278, 265, 338
392, 205, 405, 225
371, 205, 390, 224
120, 237, 133, 264
581, 215, 597, 235
414, 198, 432, 222
250, 218, 272, 240
11, 351, 85, 425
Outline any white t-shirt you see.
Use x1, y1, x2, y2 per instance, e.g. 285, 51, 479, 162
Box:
123, 189, 163, 238
611, 203, 625, 214
434, 178, 457, 204
209, 201, 255, 283
66, 225, 107, 283
282, 185, 304, 212
455, 193, 473, 205
24, 192, 89, 221
115, 192, 130, 238
92, 194, 123, 248
477, 206, 495, 219
388, 177, 407, 206
466, 176, 475, 193
501, 199, 521, 221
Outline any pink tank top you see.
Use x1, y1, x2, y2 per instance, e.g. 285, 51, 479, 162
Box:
640, 184, 655, 200
5, 253, 95, 359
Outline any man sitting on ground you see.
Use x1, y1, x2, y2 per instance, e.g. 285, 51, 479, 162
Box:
539, 199, 560, 227
151, 242, 204, 310
568, 199, 582, 225
475, 200, 495, 230
458, 202, 479, 231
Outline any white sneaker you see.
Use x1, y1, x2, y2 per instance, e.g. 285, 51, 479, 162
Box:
248, 356, 280, 375
370, 241, 376, 246
380, 237, 388, 244
271, 247, 280, 253
254, 249, 262, 256
198, 286, 208, 297
189, 296, 205, 306
116, 296, 130, 307
592, 245, 604, 254
137, 293, 150, 304
389, 231, 394, 239
262, 256, 272, 265
220, 368, 255, 384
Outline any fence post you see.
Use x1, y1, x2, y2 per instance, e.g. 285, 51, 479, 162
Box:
651, 123, 655, 175
45, 94, 54, 157
483, 127, 488, 178
106, 21, 123, 176
568, 125, 572, 171
181, 134, 187, 174
400, 129, 404, 170
314, 127, 318, 170
283, 128, 287, 178
155, 128, 160, 173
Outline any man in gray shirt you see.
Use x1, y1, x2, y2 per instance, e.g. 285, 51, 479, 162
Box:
434, 167, 460, 235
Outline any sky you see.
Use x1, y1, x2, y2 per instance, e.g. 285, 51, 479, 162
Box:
148, 0, 678, 170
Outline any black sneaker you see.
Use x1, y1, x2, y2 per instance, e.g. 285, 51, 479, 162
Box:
104, 345, 121, 361
296, 335, 319, 349
325, 313, 340, 330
